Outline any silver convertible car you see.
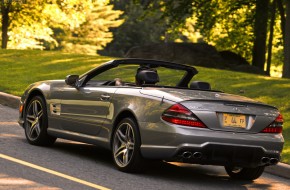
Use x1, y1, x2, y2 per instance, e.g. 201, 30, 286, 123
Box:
18, 59, 284, 180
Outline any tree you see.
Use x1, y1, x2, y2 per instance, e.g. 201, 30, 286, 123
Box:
0, 0, 34, 48
138, 0, 257, 61
266, 0, 277, 75
1, 0, 11, 48
252, 0, 269, 70
100, 1, 166, 56
140, 0, 194, 41
0, 0, 63, 49
282, 0, 290, 78
62, 0, 123, 54
183, 1, 256, 62
143, 0, 288, 74
277, 0, 285, 40
0, 0, 123, 51
8, 1, 58, 49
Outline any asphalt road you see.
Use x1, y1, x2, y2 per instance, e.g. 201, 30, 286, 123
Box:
1, 104, 290, 190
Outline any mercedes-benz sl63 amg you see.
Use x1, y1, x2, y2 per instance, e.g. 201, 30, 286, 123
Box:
18, 59, 284, 180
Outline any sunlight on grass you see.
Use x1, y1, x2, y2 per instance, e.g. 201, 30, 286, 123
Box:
270, 65, 283, 78
231, 82, 260, 88
282, 142, 290, 163
273, 83, 290, 88
43, 58, 76, 65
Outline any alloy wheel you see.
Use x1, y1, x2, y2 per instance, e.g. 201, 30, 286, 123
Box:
113, 122, 135, 167
25, 100, 43, 141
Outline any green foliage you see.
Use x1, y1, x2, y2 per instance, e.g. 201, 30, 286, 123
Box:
0, 0, 56, 49
8, 2, 57, 49
168, 0, 284, 74
131, 0, 257, 60
179, 1, 256, 62
140, 0, 194, 40
1, 0, 123, 51
42, 1, 88, 32
139, 0, 285, 75
100, 1, 166, 56
61, 0, 123, 54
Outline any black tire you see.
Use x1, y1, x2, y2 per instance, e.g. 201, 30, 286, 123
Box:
225, 166, 265, 180
24, 96, 56, 146
112, 117, 144, 172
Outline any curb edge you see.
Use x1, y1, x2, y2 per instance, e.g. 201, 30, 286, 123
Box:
0, 91, 20, 109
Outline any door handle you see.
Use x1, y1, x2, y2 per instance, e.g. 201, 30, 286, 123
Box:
100, 94, 110, 101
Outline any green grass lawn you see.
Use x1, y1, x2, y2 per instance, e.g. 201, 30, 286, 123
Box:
1, 49, 289, 164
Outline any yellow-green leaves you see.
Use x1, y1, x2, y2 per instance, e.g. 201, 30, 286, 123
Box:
1, 0, 123, 52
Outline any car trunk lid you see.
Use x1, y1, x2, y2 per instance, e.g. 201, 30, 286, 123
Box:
181, 100, 279, 133
140, 88, 279, 133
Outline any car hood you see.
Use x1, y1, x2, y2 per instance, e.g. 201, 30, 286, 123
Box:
140, 88, 275, 108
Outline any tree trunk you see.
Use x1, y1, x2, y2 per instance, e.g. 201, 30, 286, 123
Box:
252, 0, 269, 70
266, 0, 276, 75
277, 0, 285, 40
1, 4, 10, 49
282, 0, 290, 78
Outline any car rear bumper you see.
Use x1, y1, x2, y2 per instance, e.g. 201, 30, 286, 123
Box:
139, 121, 284, 168
141, 143, 280, 168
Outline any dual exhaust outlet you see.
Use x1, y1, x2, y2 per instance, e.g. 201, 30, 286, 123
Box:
181, 151, 202, 159
261, 157, 279, 165
181, 152, 278, 165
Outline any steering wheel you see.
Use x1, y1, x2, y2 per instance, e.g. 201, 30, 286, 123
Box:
106, 80, 116, 86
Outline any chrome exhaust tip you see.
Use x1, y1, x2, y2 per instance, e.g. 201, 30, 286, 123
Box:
261, 157, 270, 164
269, 158, 278, 165
182, 151, 192, 159
192, 152, 202, 159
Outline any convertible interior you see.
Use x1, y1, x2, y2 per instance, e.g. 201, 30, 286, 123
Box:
85, 64, 211, 90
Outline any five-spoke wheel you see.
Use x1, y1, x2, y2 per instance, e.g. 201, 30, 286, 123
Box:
25, 99, 43, 141
24, 96, 56, 146
112, 118, 144, 172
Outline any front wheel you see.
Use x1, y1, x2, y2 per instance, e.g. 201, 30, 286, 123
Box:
225, 166, 265, 180
112, 118, 144, 172
24, 96, 56, 146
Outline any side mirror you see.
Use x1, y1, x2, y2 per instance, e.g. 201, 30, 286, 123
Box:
190, 81, 211, 90
65, 75, 79, 87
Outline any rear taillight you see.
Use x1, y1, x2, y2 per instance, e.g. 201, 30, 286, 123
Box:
261, 114, 283, 133
161, 104, 207, 128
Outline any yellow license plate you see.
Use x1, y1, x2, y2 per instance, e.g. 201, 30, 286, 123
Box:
223, 113, 246, 128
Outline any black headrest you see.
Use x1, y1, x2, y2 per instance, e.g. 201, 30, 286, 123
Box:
190, 81, 211, 90
136, 70, 159, 85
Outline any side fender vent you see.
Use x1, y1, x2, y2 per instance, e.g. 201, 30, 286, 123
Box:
50, 103, 61, 116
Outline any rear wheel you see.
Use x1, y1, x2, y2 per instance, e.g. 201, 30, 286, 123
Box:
24, 96, 56, 146
225, 166, 265, 180
112, 118, 144, 172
